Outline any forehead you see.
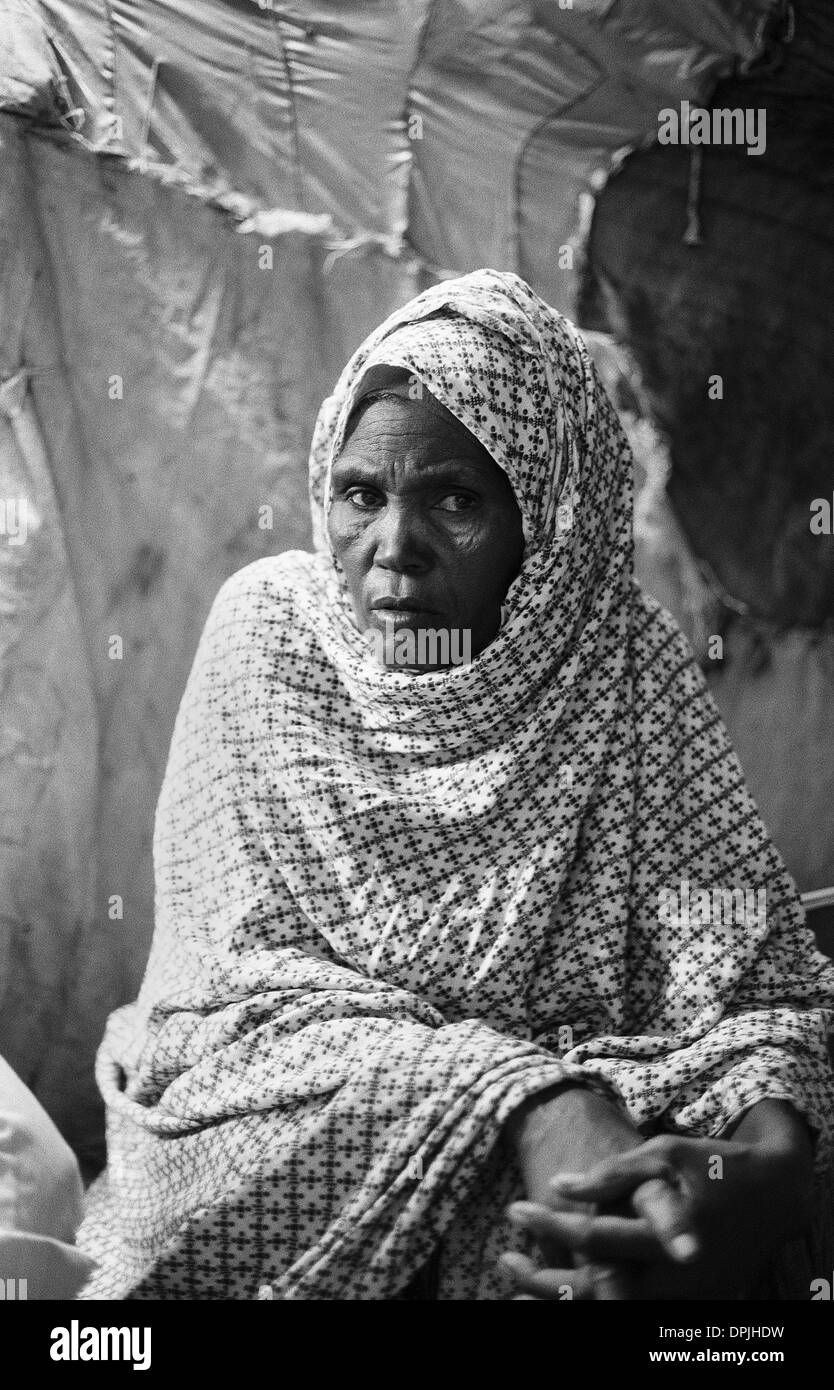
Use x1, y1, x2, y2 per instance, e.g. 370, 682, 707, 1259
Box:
333, 395, 509, 489
340, 392, 485, 452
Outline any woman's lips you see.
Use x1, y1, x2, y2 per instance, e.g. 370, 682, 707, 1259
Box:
369, 597, 439, 620
368, 607, 438, 627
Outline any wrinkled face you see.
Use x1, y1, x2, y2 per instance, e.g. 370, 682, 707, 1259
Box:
327, 391, 524, 670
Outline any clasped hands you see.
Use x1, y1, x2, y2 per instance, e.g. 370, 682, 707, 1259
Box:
501, 1087, 814, 1301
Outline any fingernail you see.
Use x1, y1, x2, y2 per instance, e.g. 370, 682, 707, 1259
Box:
551, 1172, 583, 1189
670, 1233, 699, 1262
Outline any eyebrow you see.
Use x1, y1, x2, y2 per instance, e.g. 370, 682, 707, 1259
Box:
331, 458, 488, 487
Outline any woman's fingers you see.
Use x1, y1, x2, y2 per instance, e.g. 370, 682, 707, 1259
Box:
549, 1146, 678, 1204
508, 1200, 659, 1260
499, 1250, 631, 1301
549, 1147, 700, 1264
588, 1264, 632, 1300
498, 1251, 597, 1300
630, 1178, 699, 1262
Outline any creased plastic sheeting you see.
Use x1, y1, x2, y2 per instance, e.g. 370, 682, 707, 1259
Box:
35, 0, 430, 234
0, 0, 61, 114
547, 0, 778, 86
0, 111, 416, 1162
22, 0, 782, 311
0, 371, 99, 1150
409, 0, 779, 293
0, 127, 99, 1163
408, 9, 600, 276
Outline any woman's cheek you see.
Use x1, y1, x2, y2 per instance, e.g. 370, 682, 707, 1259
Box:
447, 517, 496, 558
328, 504, 367, 554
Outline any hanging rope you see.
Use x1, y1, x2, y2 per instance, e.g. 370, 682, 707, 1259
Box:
138, 57, 162, 169
683, 146, 704, 245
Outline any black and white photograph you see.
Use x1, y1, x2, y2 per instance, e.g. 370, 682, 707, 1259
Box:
1, 0, 833, 1363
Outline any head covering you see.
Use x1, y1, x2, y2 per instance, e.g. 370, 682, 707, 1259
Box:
78, 271, 834, 1301
294, 270, 633, 776
310, 272, 579, 555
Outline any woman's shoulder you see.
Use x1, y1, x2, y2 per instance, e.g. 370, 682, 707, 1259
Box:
193, 552, 335, 674
629, 581, 713, 709
208, 550, 328, 624
630, 581, 699, 670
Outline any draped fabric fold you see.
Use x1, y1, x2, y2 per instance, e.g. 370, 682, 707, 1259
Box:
78, 271, 834, 1299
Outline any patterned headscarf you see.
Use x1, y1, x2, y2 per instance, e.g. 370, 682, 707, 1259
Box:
78, 271, 834, 1300
306, 270, 627, 727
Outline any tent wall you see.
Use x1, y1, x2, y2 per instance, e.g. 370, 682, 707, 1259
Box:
579, 0, 834, 906
4, 0, 781, 313
0, 111, 414, 1164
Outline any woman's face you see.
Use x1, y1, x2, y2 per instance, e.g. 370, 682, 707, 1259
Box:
328, 392, 524, 669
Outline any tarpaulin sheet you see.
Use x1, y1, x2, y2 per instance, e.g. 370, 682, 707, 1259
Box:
0, 110, 414, 1160
577, 0, 834, 887
4, 0, 782, 309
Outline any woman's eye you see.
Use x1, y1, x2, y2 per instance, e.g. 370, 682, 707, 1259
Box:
345, 487, 382, 510
435, 492, 476, 513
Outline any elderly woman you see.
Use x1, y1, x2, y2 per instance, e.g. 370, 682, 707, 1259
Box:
78, 270, 834, 1300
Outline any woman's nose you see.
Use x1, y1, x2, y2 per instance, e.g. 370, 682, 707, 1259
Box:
372, 502, 430, 572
